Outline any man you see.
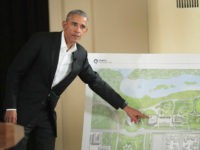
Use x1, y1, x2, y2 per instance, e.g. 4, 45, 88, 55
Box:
4, 9, 148, 150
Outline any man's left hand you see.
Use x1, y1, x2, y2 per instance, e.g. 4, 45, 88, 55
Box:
123, 105, 148, 124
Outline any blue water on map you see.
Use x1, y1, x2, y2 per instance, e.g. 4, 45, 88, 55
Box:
120, 74, 200, 98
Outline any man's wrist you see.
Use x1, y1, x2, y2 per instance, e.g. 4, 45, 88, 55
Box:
121, 101, 128, 109
6, 109, 17, 111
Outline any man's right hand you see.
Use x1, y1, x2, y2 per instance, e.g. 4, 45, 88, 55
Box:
4, 110, 17, 124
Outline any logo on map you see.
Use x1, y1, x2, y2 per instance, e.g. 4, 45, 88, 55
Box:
93, 58, 111, 64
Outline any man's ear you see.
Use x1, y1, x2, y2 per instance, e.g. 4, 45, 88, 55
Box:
62, 21, 67, 28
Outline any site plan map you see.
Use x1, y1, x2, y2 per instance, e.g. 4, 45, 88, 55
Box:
82, 54, 200, 150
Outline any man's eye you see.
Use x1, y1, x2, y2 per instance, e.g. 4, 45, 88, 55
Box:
71, 22, 86, 30
71, 22, 78, 26
81, 25, 86, 29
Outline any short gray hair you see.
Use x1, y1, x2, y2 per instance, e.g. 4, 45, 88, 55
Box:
66, 9, 88, 21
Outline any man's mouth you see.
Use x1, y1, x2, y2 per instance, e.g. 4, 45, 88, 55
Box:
72, 35, 80, 38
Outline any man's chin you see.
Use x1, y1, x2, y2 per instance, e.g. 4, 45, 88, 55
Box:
73, 38, 81, 43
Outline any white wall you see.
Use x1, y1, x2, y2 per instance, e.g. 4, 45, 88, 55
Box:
92, 0, 149, 52
148, 0, 200, 53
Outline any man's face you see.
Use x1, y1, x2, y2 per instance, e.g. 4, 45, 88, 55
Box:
62, 14, 88, 46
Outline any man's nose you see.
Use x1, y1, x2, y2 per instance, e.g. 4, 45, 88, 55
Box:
74, 25, 81, 33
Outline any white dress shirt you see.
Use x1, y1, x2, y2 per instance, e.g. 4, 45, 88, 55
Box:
51, 31, 77, 87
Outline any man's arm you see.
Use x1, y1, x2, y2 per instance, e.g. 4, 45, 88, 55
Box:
4, 33, 42, 109
4, 33, 44, 123
78, 54, 148, 122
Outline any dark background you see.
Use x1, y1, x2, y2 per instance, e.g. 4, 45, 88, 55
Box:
0, 0, 49, 121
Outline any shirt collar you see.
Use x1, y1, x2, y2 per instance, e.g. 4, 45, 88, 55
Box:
61, 31, 77, 53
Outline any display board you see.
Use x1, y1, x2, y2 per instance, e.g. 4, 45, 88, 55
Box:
82, 54, 200, 150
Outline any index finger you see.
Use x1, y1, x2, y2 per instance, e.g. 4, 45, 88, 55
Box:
141, 113, 149, 118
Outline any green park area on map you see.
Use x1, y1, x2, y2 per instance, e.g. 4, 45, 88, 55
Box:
89, 69, 200, 150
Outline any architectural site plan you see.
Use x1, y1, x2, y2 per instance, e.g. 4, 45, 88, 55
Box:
82, 54, 200, 150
